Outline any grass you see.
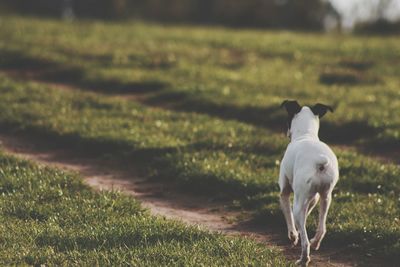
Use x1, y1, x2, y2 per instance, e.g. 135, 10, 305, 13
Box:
1, 16, 400, 150
0, 15, 399, 263
0, 152, 289, 265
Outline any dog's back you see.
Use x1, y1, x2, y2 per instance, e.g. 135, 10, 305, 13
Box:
283, 139, 338, 193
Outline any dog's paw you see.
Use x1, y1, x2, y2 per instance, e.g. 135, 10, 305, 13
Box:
288, 230, 299, 246
310, 238, 320, 251
295, 257, 310, 267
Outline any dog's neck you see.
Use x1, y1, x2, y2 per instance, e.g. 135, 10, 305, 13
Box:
289, 111, 320, 142
290, 128, 319, 142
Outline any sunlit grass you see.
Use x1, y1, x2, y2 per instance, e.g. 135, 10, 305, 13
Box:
0, 152, 289, 266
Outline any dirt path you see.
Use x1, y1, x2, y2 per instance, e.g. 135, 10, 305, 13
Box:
0, 132, 379, 267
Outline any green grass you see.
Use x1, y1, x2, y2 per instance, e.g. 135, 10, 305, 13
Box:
1, 16, 400, 150
0, 152, 288, 265
0, 15, 399, 263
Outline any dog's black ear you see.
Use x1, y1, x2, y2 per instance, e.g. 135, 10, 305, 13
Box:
281, 100, 302, 117
311, 103, 334, 118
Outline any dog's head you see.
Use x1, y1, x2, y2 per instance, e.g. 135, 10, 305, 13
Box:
281, 100, 333, 140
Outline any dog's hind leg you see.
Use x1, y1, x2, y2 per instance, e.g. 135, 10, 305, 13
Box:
279, 175, 298, 246
310, 193, 332, 250
293, 193, 312, 266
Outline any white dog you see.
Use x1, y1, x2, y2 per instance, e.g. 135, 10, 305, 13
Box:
279, 100, 339, 266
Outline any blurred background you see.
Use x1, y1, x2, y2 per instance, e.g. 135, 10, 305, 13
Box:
0, 0, 399, 33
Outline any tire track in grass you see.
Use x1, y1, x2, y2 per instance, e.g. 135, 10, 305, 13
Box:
0, 132, 380, 267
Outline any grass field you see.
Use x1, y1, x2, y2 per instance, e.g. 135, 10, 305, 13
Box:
0, 152, 289, 265
0, 15, 399, 263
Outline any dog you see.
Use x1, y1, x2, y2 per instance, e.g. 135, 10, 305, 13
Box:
279, 100, 339, 266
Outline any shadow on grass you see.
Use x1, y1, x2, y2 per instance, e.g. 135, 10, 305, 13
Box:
0, 48, 397, 155
0, 49, 57, 70
320, 59, 377, 86
339, 59, 374, 71
42, 67, 167, 94
0, 122, 275, 199
319, 71, 380, 86
144, 91, 286, 130
0, 48, 167, 95
53, 48, 178, 70
144, 91, 387, 148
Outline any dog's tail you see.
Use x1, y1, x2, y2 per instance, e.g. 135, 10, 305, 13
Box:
316, 155, 329, 173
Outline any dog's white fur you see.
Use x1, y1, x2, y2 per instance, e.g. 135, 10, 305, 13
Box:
279, 106, 339, 266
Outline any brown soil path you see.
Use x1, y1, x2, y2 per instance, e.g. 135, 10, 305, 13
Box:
0, 132, 380, 267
